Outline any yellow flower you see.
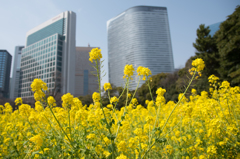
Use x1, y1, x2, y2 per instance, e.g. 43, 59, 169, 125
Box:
86, 133, 96, 140
127, 93, 131, 98
220, 81, 230, 88
89, 48, 102, 63
189, 58, 205, 77
123, 64, 134, 80
117, 140, 127, 152
4, 103, 12, 113
191, 88, 197, 95
116, 154, 128, 159
104, 83, 112, 91
14, 97, 22, 105
208, 74, 219, 83
92, 92, 100, 102
110, 96, 119, 104
137, 66, 152, 80
192, 58, 205, 72
103, 151, 111, 158
31, 78, 48, 92
131, 98, 138, 105
156, 87, 166, 96
29, 135, 43, 149
62, 93, 74, 108
47, 96, 56, 107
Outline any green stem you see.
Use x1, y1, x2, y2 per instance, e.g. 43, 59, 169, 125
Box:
115, 78, 129, 139
161, 71, 196, 132
129, 77, 141, 104
147, 78, 154, 102
141, 71, 197, 159
68, 109, 71, 141
48, 106, 74, 148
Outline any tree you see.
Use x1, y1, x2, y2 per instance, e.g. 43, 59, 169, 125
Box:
193, 24, 220, 78
215, 5, 240, 86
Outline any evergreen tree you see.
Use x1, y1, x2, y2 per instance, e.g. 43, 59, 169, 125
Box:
193, 24, 220, 77
215, 5, 240, 86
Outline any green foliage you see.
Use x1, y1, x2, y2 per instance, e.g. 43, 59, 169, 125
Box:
193, 24, 220, 78
215, 5, 240, 86
78, 95, 93, 106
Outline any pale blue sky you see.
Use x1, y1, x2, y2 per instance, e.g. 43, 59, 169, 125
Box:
0, 0, 239, 85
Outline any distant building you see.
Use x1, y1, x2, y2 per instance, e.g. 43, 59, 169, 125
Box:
20, 11, 76, 98
208, 22, 222, 36
0, 50, 12, 98
107, 6, 174, 90
75, 46, 99, 96
10, 46, 24, 100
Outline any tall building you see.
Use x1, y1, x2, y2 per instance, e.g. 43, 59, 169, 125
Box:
0, 50, 12, 98
10, 46, 24, 100
75, 46, 99, 96
208, 22, 222, 36
107, 6, 174, 90
20, 11, 76, 98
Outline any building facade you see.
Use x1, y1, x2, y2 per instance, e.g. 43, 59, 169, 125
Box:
10, 46, 24, 99
20, 11, 76, 98
208, 22, 222, 36
75, 46, 99, 96
107, 6, 174, 90
0, 50, 12, 98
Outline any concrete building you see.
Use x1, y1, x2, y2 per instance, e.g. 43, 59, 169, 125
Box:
107, 6, 174, 90
10, 46, 24, 100
0, 50, 12, 98
75, 46, 99, 96
20, 11, 76, 98
208, 22, 222, 36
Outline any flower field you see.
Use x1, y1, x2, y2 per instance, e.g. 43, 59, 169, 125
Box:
0, 48, 240, 159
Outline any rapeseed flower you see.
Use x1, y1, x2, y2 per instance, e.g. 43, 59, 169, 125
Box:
123, 64, 134, 80
89, 48, 102, 63
47, 96, 56, 107
92, 92, 100, 102
110, 96, 118, 104
137, 66, 152, 80
104, 83, 112, 91
14, 97, 22, 105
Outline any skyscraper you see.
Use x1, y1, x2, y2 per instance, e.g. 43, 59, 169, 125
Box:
75, 46, 99, 96
107, 6, 174, 90
208, 22, 222, 36
0, 50, 12, 98
10, 46, 24, 100
20, 11, 76, 98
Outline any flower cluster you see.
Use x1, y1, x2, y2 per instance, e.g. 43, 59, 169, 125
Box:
92, 92, 100, 103
1, 57, 240, 158
137, 66, 152, 80
123, 64, 135, 80
61, 93, 74, 109
14, 97, 22, 105
31, 78, 48, 101
189, 58, 205, 78
104, 83, 112, 91
89, 48, 102, 63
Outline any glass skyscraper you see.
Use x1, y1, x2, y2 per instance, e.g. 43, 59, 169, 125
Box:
20, 11, 76, 98
10, 46, 24, 99
107, 6, 174, 90
75, 46, 99, 96
208, 22, 222, 36
0, 50, 12, 98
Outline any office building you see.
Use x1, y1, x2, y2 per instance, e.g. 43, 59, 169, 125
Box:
20, 11, 76, 98
0, 50, 12, 98
10, 46, 24, 100
75, 46, 99, 96
107, 6, 174, 90
208, 22, 222, 36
